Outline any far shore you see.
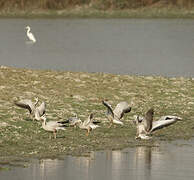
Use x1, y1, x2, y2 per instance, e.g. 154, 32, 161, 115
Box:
1, 6, 194, 18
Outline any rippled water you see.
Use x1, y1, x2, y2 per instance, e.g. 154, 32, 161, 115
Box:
0, 18, 194, 77
1, 139, 194, 180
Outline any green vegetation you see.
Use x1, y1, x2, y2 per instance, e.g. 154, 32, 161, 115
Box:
1, 0, 194, 10
1, 0, 194, 18
0, 66, 194, 164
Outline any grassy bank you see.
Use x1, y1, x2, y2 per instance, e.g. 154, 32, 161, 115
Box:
1, 5, 194, 18
0, 66, 194, 165
1, 0, 194, 18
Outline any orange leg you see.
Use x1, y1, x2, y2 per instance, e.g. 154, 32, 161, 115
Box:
53, 130, 57, 139
108, 122, 113, 128
86, 128, 91, 136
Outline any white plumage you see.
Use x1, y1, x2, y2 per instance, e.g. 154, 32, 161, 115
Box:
77, 113, 100, 136
41, 115, 67, 139
34, 102, 46, 121
25, 26, 36, 43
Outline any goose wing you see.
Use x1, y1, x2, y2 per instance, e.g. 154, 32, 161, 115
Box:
36, 102, 46, 116
34, 102, 46, 120
158, 115, 182, 121
14, 99, 34, 114
144, 108, 154, 132
151, 119, 176, 133
113, 101, 131, 119
102, 100, 114, 118
150, 116, 181, 132
83, 113, 94, 127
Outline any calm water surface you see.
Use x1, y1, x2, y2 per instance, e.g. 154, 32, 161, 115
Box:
0, 19, 194, 77
1, 139, 194, 180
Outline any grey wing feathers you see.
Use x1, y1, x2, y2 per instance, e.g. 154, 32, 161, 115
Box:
151, 119, 177, 132
158, 116, 182, 121
144, 108, 154, 132
150, 115, 181, 132
83, 113, 94, 126
113, 101, 131, 119
37, 102, 46, 116
102, 100, 114, 117
66, 114, 80, 126
67, 117, 77, 125
14, 99, 33, 114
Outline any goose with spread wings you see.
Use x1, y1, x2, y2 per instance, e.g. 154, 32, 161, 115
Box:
14, 97, 39, 119
102, 100, 131, 127
134, 108, 182, 140
77, 113, 100, 136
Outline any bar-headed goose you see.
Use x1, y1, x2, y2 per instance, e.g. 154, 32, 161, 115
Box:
102, 100, 131, 127
40, 115, 67, 139
77, 113, 100, 136
134, 108, 182, 140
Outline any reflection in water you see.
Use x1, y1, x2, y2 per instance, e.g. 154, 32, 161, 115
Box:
39, 159, 61, 180
133, 146, 163, 180
1, 140, 194, 180
134, 146, 152, 179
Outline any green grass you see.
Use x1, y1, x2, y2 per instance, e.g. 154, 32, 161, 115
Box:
0, 66, 194, 164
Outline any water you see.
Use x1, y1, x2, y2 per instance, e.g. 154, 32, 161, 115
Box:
0, 18, 194, 77
1, 18, 194, 179
1, 139, 194, 180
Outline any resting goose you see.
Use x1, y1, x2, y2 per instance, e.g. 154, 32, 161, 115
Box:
102, 100, 131, 127
66, 113, 83, 128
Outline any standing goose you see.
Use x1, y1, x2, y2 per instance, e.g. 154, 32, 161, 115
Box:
41, 115, 67, 139
77, 113, 100, 136
134, 108, 182, 140
102, 100, 131, 127
14, 97, 39, 118
66, 113, 81, 127
25, 26, 36, 43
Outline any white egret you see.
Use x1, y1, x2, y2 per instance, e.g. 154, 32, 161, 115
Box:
25, 26, 36, 43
